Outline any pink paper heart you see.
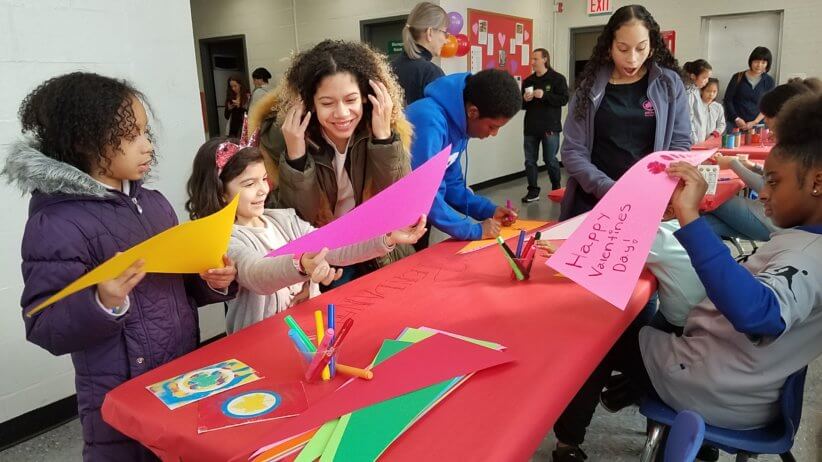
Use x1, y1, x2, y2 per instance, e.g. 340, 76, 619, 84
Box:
524, 30, 530, 41
498, 33, 506, 46
472, 22, 478, 35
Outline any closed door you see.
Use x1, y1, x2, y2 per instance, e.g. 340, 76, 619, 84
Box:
702, 11, 783, 101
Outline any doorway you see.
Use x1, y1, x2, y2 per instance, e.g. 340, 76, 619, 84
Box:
702, 11, 783, 100
199, 35, 249, 138
568, 26, 604, 90
361, 15, 408, 60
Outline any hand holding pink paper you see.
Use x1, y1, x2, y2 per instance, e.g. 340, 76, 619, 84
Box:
267, 147, 449, 258
546, 150, 716, 309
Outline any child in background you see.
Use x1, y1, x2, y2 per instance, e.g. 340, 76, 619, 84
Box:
551, 92, 822, 462
2, 72, 237, 461
700, 77, 725, 140
706, 80, 814, 242
185, 132, 426, 334
683, 59, 713, 144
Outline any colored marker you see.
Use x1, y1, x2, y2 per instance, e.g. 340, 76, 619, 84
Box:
314, 310, 331, 381
506, 199, 512, 210
496, 237, 525, 280
496, 236, 517, 260
288, 329, 314, 362
521, 235, 536, 259
335, 363, 373, 380
330, 318, 353, 350
305, 328, 334, 382
515, 230, 526, 257
284, 315, 316, 353
327, 304, 336, 378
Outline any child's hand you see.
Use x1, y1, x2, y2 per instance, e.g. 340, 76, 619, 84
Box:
386, 215, 427, 246
301, 248, 343, 286
200, 255, 237, 290
712, 153, 734, 170
667, 162, 708, 226
535, 239, 559, 257
494, 206, 518, 227
368, 79, 393, 140
98, 258, 146, 308
282, 100, 311, 160
481, 218, 501, 239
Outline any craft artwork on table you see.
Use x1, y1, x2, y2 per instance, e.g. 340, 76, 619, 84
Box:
197, 381, 308, 433
547, 149, 716, 309
457, 219, 548, 254
146, 359, 261, 410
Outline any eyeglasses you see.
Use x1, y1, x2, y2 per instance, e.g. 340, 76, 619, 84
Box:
434, 28, 449, 36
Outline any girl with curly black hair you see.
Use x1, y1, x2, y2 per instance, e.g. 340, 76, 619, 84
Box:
251, 39, 415, 287
559, 4, 691, 222
2, 72, 237, 461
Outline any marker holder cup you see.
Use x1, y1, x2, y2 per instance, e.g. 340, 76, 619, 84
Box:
509, 256, 535, 281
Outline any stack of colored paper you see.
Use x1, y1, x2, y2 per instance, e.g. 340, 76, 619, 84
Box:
294, 327, 504, 461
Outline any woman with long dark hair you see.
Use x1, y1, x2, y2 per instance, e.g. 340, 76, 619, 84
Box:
224, 75, 249, 137
558, 4, 690, 222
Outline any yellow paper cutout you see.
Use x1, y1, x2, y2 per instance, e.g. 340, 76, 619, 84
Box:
26, 195, 240, 317
457, 219, 549, 254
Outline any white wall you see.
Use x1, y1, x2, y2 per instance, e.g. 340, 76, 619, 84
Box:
190, 0, 296, 91
0, 0, 215, 423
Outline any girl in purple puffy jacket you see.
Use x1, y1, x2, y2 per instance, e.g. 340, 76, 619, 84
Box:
2, 72, 238, 461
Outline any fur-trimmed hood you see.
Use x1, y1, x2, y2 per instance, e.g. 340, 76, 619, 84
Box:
3, 140, 110, 198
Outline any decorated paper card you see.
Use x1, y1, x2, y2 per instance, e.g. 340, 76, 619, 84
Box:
146, 359, 261, 410
197, 381, 308, 433
267, 147, 450, 258
26, 195, 240, 316
546, 150, 716, 309
457, 220, 548, 254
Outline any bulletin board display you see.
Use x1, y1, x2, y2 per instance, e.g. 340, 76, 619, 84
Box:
466, 9, 534, 87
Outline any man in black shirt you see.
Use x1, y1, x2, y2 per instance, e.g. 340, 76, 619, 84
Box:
521, 48, 569, 202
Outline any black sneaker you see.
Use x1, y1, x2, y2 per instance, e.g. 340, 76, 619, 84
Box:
521, 192, 540, 203
599, 381, 640, 413
696, 445, 719, 461
551, 446, 588, 461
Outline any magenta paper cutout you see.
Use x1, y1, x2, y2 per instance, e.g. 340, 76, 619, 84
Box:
546, 149, 716, 309
266, 146, 450, 258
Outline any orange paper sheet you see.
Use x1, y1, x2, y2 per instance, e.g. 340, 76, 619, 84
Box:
26, 195, 239, 316
457, 220, 548, 254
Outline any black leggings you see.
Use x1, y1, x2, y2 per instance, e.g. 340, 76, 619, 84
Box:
553, 316, 658, 446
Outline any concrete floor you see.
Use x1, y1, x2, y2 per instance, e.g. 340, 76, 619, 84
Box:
2, 171, 820, 461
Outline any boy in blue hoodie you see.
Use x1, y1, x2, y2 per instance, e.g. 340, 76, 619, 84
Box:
406, 70, 522, 247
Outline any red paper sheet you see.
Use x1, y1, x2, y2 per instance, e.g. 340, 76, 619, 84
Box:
197, 381, 308, 433
244, 334, 513, 460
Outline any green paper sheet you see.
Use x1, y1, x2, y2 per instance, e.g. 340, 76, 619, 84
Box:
401, 327, 504, 350
331, 332, 494, 461
294, 419, 339, 462
318, 414, 350, 461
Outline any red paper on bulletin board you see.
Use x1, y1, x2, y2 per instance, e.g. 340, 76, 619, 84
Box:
467, 9, 533, 87
661, 30, 676, 55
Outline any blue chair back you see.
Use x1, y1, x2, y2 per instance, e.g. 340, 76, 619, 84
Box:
665, 410, 705, 462
779, 367, 807, 442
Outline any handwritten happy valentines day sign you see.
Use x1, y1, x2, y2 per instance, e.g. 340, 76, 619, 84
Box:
547, 149, 716, 309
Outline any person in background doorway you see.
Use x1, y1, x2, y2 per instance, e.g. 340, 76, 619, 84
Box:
225, 75, 249, 137
391, 2, 448, 105
723, 46, 775, 131
249, 67, 272, 109
521, 48, 569, 202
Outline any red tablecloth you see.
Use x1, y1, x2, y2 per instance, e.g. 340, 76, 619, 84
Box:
102, 231, 655, 462
701, 178, 745, 212
692, 137, 773, 160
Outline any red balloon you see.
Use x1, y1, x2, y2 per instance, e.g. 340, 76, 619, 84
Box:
440, 35, 458, 58
455, 33, 470, 57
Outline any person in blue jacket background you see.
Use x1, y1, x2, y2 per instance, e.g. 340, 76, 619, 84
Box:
406, 69, 521, 249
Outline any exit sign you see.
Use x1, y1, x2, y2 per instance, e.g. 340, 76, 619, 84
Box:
587, 0, 612, 16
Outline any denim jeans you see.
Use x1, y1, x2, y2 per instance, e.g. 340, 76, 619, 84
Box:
703, 195, 773, 242
523, 132, 561, 194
